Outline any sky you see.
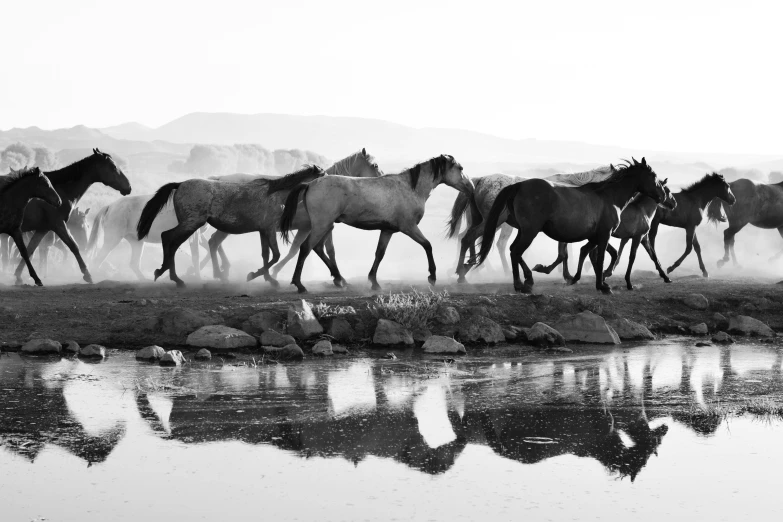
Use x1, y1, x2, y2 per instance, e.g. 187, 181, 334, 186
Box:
1, 0, 781, 154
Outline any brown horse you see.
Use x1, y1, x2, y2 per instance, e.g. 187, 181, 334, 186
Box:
476, 158, 666, 294
707, 178, 783, 268
649, 172, 735, 277
279, 155, 474, 293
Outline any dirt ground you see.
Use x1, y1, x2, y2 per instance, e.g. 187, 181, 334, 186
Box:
1, 270, 783, 349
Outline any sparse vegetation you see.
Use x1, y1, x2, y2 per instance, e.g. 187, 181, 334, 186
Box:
312, 302, 357, 319
683, 399, 783, 425
369, 288, 448, 330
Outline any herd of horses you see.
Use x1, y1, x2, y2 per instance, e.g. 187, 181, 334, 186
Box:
1, 148, 783, 295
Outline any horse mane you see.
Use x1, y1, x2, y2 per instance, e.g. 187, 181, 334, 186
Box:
327, 149, 383, 177
408, 154, 458, 189
261, 164, 325, 194
580, 160, 652, 191
46, 152, 113, 185
0, 166, 42, 196
681, 172, 725, 193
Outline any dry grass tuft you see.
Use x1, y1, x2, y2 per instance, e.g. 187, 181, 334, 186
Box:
369, 289, 448, 330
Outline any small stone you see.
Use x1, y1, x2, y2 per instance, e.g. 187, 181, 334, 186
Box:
553, 311, 620, 344
158, 307, 224, 338
683, 294, 709, 310
373, 319, 414, 346
79, 344, 106, 359
422, 336, 466, 354
312, 340, 334, 356
332, 344, 349, 354
194, 348, 212, 361
160, 350, 186, 366
287, 300, 324, 339
412, 327, 432, 343
327, 317, 355, 342
263, 344, 304, 361
477, 296, 496, 306
526, 323, 566, 348
711, 331, 735, 344
241, 311, 283, 336
21, 339, 62, 355
136, 345, 166, 361
186, 325, 257, 350
260, 330, 297, 347
689, 323, 709, 335
728, 315, 774, 337
465, 305, 490, 318
695, 342, 711, 347
63, 340, 80, 354
502, 327, 517, 341
610, 319, 655, 341
457, 315, 505, 344
713, 312, 729, 330
383, 352, 397, 360
434, 306, 460, 325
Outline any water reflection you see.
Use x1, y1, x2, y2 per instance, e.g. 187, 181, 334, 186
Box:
2, 343, 783, 483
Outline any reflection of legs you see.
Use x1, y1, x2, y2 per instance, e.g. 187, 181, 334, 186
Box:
508, 229, 536, 293
15, 231, 47, 284
667, 227, 694, 274
640, 235, 671, 283
692, 234, 709, 277
402, 224, 437, 286
368, 230, 394, 291
624, 236, 642, 290
10, 230, 44, 286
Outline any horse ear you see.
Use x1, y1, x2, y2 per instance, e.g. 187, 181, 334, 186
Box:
85, 208, 90, 215
609, 163, 615, 171
663, 178, 668, 185
92, 148, 97, 154
632, 157, 638, 165
362, 147, 367, 156
641, 157, 647, 166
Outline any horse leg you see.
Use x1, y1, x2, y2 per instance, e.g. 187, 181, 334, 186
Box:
92, 231, 122, 273
128, 240, 147, 281
258, 230, 281, 287
323, 231, 346, 286
532, 241, 569, 275
624, 236, 642, 290
10, 230, 44, 286
718, 223, 745, 269
592, 236, 613, 295
667, 227, 695, 274
497, 224, 512, 275
368, 230, 394, 291
456, 221, 484, 283
692, 233, 709, 278
601, 243, 619, 278
569, 240, 597, 285
291, 228, 331, 294
604, 239, 627, 278
640, 235, 671, 283
401, 225, 437, 286
206, 230, 229, 281
508, 229, 537, 293
247, 232, 272, 282
14, 231, 47, 285
311, 231, 344, 287
158, 225, 200, 287
270, 228, 308, 278
50, 222, 93, 284
189, 234, 202, 281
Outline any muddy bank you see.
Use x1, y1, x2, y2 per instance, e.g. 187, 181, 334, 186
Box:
1, 274, 782, 357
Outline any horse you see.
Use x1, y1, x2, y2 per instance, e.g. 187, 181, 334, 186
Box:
0, 166, 62, 286
13, 149, 132, 285
706, 178, 783, 269
88, 194, 215, 281
648, 172, 736, 277
447, 166, 615, 283
202, 149, 384, 283
137, 165, 327, 288
534, 181, 677, 290
476, 158, 666, 295
279, 154, 474, 293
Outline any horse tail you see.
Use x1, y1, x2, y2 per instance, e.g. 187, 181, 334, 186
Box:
279, 184, 309, 245
137, 182, 180, 240
706, 197, 727, 225
446, 192, 471, 239
87, 206, 109, 252
477, 184, 519, 265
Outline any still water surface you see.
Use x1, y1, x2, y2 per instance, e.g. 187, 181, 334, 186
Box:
2, 342, 783, 521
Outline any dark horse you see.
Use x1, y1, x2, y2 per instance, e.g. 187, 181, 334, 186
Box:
476, 158, 666, 295
707, 178, 783, 268
0, 167, 62, 286
534, 181, 677, 290
648, 172, 735, 277
14, 149, 132, 284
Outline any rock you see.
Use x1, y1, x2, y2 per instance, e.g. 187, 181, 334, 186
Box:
457, 315, 505, 344
477, 296, 496, 306
0, 341, 21, 352
160, 350, 186, 366
186, 325, 257, 350
412, 327, 432, 343
547, 346, 573, 354
373, 319, 414, 346
327, 317, 355, 342
610, 319, 655, 341
465, 305, 489, 318
711, 331, 735, 344
241, 311, 283, 336
79, 344, 106, 359
332, 344, 349, 354
21, 339, 61, 355
63, 340, 80, 354
194, 348, 212, 361
287, 300, 324, 339
434, 305, 460, 325
713, 313, 729, 330
695, 342, 711, 347
263, 344, 305, 361
422, 336, 466, 354
683, 294, 709, 310
159, 307, 223, 338
136, 345, 166, 361
312, 340, 334, 356
689, 323, 709, 335
526, 322, 566, 348
260, 330, 297, 347
383, 352, 397, 360
553, 311, 620, 344
502, 327, 518, 341
728, 315, 775, 337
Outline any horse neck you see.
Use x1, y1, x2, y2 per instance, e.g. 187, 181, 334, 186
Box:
405, 169, 439, 201
689, 183, 721, 209
601, 175, 645, 210
50, 162, 99, 207
636, 196, 659, 217
327, 155, 376, 178
0, 176, 41, 207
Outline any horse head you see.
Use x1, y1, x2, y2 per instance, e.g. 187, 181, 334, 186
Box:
68, 207, 91, 250
658, 178, 677, 210
714, 173, 736, 205
435, 154, 474, 194
91, 148, 132, 196
629, 157, 666, 205
6, 166, 62, 208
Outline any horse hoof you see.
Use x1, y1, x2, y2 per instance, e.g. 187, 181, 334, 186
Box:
268, 278, 280, 288
175, 281, 186, 289
568, 278, 579, 286
83, 274, 93, 284
663, 278, 672, 284
603, 271, 613, 279
371, 284, 382, 292
153, 269, 163, 281
702, 272, 709, 278
34, 280, 43, 287
532, 264, 545, 273
297, 287, 308, 294
600, 285, 613, 295
457, 277, 468, 284
428, 277, 436, 286
717, 260, 726, 268
246, 271, 259, 282
666, 266, 675, 274
626, 285, 635, 291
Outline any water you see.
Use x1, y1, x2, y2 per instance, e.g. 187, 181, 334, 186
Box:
2, 342, 783, 521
